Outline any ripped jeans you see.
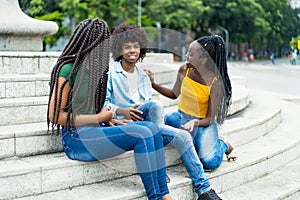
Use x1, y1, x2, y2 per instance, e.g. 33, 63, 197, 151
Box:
165, 110, 228, 170
137, 102, 214, 195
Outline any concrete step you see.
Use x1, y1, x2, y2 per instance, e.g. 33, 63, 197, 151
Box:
0, 147, 179, 200
0, 122, 62, 159
222, 91, 282, 147
227, 83, 250, 116
0, 96, 48, 126
6, 97, 300, 200
0, 74, 50, 99
0, 52, 175, 99
142, 53, 174, 64
219, 156, 300, 200
210, 96, 300, 195
0, 84, 250, 159
0, 51, 59, 75
0, 62, 176, 100
13, 165, 196, 200
0, 52, 173, 75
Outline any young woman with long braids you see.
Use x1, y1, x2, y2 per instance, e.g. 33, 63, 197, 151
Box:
47, 18, 171, 200
145, 35, 237, 200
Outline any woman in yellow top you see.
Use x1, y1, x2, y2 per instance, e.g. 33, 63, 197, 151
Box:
145, 35, 237, 172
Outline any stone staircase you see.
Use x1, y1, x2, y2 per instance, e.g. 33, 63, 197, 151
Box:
0, 52, 299, 200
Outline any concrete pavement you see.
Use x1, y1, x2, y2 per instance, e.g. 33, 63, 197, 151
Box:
228, 58, 300, 102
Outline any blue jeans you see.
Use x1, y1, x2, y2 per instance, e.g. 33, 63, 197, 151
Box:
62, 121, 169, 200
161, 124, 211, 195
137, 100, 164, 127
137, 102, 211, 195
165, 110, 228, 170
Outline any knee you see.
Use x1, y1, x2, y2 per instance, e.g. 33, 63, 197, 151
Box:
172, 130, 194, 149
142, 121, 160, 136
133, 121, 160, 137
178, 130, 193, 143
201, 153, 223, 170
164, 112, 181, 128
136, 126, 154, 139
149, 100, 163, 110
199, 124, 218, 142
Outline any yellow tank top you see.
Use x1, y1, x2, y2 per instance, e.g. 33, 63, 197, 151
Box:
178, 68, 218, 118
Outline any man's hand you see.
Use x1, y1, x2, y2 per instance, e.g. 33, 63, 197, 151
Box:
116, 104, 144, 121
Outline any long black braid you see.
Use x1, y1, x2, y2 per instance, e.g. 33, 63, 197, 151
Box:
197, 35, 232, 124
47, 18, 110, 134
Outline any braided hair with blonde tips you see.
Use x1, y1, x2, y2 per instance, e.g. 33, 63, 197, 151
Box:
196, 35, 232, 124
47, 18, 111, 133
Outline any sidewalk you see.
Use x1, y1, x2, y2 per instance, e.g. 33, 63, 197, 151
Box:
228, 57, 300, 69
227, 57, 300, 102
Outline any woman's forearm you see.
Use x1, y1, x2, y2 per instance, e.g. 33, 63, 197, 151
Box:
152, 83, 177, 99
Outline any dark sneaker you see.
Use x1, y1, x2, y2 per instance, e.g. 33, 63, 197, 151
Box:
197, 189, 222, 200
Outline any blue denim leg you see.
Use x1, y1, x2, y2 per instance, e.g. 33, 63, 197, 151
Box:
165, 110, 194, 128
137, 100, 164, 127
165, 110, 197, 148
194, 122, 229, 170
62, 121, 168, 200
161, 124, 211, 195
165, 110, 182, 128
133, 121, 169, 197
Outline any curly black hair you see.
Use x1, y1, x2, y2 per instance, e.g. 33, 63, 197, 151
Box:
197, 35, 232, 124
111, 24, 149, 62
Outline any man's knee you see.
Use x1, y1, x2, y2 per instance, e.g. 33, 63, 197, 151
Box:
174, 130, 193, 146
149, 100, 163, 109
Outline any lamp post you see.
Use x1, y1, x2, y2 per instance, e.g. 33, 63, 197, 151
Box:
218, 25, 229, 57
156, 21, 161, 52
138, 0, 142, 26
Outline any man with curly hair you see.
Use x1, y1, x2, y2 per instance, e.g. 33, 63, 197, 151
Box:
105, 23, 222, 200
105, 23, 163, 126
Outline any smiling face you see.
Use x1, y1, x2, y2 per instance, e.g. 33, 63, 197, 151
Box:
185, 41, 203, 68
121, 41, 141, 65
185, 40, 211, 72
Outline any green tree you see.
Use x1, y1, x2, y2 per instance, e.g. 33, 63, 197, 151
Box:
57, 0, 155, 29
19, 0, 300, 55
147, 0, 205, 32
258, 0, 287, 51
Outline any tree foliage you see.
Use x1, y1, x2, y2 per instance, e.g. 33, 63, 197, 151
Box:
18, 0, 300, 57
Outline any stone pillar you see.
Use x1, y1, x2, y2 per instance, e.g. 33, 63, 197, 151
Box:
0, 0, 58, 51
